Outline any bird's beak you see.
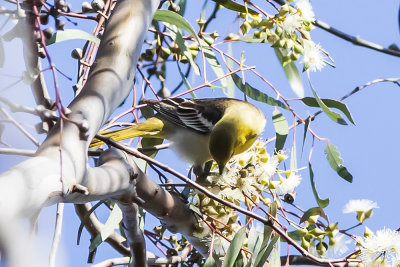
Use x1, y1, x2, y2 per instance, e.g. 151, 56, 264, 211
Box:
218, 163, 225, 175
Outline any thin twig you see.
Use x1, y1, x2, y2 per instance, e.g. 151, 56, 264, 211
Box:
48, 203, 64, 267
0, 107, 40, 147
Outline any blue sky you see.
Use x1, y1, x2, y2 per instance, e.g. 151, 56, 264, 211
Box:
1, 0, 400, 266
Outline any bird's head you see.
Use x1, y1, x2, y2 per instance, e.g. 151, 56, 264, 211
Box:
209, 122, 235, 175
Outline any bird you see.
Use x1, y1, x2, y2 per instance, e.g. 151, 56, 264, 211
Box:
91, 98, 266, 175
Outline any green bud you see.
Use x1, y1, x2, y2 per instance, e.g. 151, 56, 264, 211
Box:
294, 43, 304, 54
364, 226, 373, 238
253, 31, 262, 39
240, 21, 251, 34
280, 4, 290, 13
316, 242, 328, 256
210, 31, 219, 39
301, 236, 310, 250
197, 18, 206, 27
290, 52, 299, 61
310, 227, 325, 237
285, 39, 294, 49
356, 211, 366, 224
365, 209, 373, 219
278, 39, 286, 48
275, 26, 283, 35
308, 215, 320, 225
225, 33, 238, 40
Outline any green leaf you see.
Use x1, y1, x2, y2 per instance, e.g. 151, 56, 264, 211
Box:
201, 40, 234, 97
254, 235, 279, 267
211, 0, 260, 16
46, 29, 100, 46
272, 110, 288, 152
287, 230, 302, 241
231, 74, 288, 109
309, 162, 330, 208
308, 79, 348, 125
177, 0, 187, 15
204, 256, 217, 267
222, 227, 246, 267
301, 118, 310, 156
240, 34, 265, 43
89, 205, 123, 252
325, 143, 353, 183
232, 253, 244, 267
302, 97, 355, 125
247, 226, 263, 265
275, 48, 304, 98
300, 207, 328, 224
166, 24, 200, 75
269, 245, 281, 267
153, 10, 200, 43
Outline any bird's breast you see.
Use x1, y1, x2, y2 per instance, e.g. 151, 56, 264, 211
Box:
165, 128, 212, 166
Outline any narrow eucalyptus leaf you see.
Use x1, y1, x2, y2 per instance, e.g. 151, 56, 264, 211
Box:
232, 74, 288, 109
325, 143, 353, 182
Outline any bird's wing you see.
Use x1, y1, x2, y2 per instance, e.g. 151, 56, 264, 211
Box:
143, 98, 227, 134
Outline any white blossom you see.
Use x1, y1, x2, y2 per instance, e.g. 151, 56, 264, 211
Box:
257, 154, 279, 178
275, 172, 302, 195
327, 234, 351, 258
295, 0, 315, 22
343, 199, 379, 214
360, 228, 400, 267
302, 40, 326, 72
282, 13, 302, 33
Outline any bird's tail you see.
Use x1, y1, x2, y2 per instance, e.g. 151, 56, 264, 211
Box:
90, 117, 164, 147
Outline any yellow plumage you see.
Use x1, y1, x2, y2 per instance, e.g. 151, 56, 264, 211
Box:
91, 98, 266, 174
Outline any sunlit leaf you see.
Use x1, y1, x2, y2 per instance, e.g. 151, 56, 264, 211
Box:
222, 227, 246, 267
300, 207, 328, 224
177, 0, 187, 15
275, 48, 304, 98
309, 162, 330, 208
270, 245, 281, 267
248, 226, 263, 265
211, 0, 259, 16
166, 24, 200, 75
308, 78, 347, 125
272, 109, 288, 152
254, 235, 279, 267
46, 29, 100, 46
302, 97, 355, 125
301, 118, 310, 156
89, 204, 123, 252
153, 10, 200, 43
325, 143, 353, 183
231, 74, 288, 109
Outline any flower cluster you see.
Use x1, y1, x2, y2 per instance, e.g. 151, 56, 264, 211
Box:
359, 228, 400, 267
191, 140, 303, 257
235, 0, 327, 72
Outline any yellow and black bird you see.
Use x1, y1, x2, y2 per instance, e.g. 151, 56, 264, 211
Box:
91, 98, 266, 174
